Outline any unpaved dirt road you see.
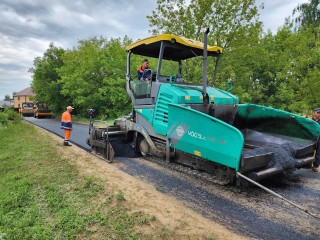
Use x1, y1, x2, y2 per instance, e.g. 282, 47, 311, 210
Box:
26, 117, 320, 239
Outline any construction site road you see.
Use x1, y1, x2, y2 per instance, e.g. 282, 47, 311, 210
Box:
25, 117, 320, 240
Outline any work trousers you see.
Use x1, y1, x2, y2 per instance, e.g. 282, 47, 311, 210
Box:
64, 130, 71, 141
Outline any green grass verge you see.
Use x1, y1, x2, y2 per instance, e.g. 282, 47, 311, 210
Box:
0, 122, 160, 239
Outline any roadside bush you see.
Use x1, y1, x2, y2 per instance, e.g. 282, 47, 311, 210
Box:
5, 108, 21, 121
0, 112, 8, 125
0, 108, 21, 126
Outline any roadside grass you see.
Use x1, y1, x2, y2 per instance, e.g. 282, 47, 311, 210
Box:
0, 122, 164, 239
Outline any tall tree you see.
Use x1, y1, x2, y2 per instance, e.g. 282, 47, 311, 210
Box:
146, 0, 320, 114
58, 37, 131, 118
248, 24, 320, 113
283, 27, 320, 111
29, 43, 66, 114
293, 0, 320, 39
147, 0, 262, 49
4, 95, 11, 100
147, 0, 264, 98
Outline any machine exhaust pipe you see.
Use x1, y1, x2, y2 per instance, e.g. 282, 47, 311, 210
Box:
203, 28, 209, 104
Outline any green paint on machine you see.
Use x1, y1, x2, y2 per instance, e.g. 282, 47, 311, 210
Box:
167, 104, 244, 171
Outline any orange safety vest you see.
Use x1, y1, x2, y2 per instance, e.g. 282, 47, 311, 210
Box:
61, 111, 72, 130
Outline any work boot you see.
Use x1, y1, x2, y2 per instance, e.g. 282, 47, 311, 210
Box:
63, 141, 72, 146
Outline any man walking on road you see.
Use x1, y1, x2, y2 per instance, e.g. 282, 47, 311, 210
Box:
61, 106, 74, 146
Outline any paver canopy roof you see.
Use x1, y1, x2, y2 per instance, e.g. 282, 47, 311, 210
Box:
126, 34, 222, 61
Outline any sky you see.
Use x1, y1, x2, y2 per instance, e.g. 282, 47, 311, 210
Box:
0, 0, 309, 100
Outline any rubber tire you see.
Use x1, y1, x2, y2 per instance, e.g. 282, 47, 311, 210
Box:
137, 135, 150, 157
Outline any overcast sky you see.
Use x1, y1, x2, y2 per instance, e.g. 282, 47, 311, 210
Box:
0, 0, 309, 100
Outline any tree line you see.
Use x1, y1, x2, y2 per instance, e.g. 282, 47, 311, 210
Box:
30, 0, 320, 118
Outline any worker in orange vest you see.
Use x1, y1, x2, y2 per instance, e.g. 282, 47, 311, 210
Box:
137, 59, 151, 81
61, 106, 74, 146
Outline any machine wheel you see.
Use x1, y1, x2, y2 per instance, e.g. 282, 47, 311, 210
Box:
137, 135, 150, 157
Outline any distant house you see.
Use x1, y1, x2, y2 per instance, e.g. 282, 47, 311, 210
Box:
13, 87, 35, 112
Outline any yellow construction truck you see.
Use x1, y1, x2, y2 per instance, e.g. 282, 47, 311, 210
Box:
33, 102, 53, 118
19, 102, 35, 116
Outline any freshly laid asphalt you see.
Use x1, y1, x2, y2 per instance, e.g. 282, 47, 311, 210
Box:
25, 117, 320, 240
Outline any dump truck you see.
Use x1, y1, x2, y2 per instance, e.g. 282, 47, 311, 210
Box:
33, 102, 53, 118
87, 29, 320, 185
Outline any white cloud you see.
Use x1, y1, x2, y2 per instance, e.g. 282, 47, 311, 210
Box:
48, 5, 97, 28
0, 5, 44, 30
257, 0, 309, 33
0, 35, 49, 65
0, 34, 50, 97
